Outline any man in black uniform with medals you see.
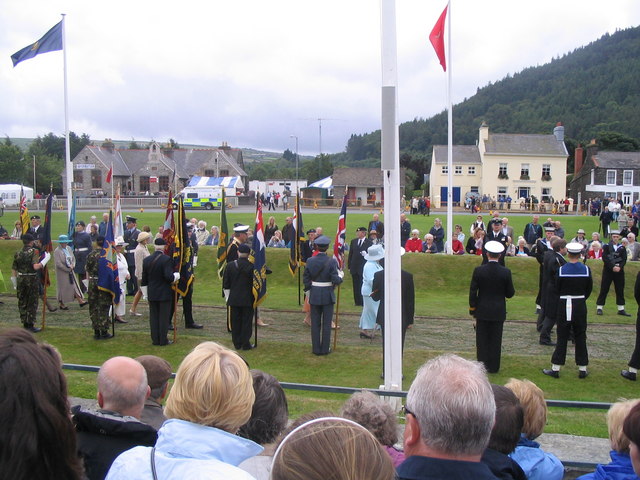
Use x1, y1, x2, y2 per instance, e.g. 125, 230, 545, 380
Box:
347, 227, 371, 306
543, 242, 593, 379
223, 244, 255, 350
227, 224, 249, 263
123, 216, 140, 296
482, 218, 508, 265
303, 236, 343, 356
596, 229, 631, 316
534, 226, 556, 316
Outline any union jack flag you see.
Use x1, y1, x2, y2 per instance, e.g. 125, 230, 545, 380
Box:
333, 195, 348, 269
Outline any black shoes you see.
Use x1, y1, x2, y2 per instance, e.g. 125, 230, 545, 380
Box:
242, 344, 255, 350
25, 325, 41, 333
539, 340, 556, 346
622, 370, 637, 381
596, 309, 603, 316
359, 332, 373, 339
578, 370, 589, 379
114, 317, 128, 324
96, 331, 113, 340
185, 323, 203, 329
618, 310, 631, 317
542, 369, 559, 378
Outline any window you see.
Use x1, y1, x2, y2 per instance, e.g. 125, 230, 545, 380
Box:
468, 166, 476, 175
470, 186, 479, 193
220, 169, 229, 177
623, 170, 633, 186
441, 165, 448, 174
91, 170, 102, 189
204, 169, 215, 177
159, 176, 169, 191
73, 170, 83, 186
520, 164, 530, 178
139, 176, 150, 192
499, 163, 507, 176
454, 166, 463, 175
542, 188, 551, 203
497, 187, 507, 195
606, 170, 616, 185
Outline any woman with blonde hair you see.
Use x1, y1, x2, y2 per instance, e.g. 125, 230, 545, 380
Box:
106, 341, 262, 479
577, 399, 640, 480
271, 417, 395, 480
505, 378, 563, 480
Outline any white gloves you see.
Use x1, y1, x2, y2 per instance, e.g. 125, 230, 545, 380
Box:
82, 279, 89, 289
173, 272, 181, 283
223, 289, 230, 301
140, 286, 148, 300
40, 252, 51, 267
10, 276, 17, 290
192, 255, 198, 267
337, 269, 344, 279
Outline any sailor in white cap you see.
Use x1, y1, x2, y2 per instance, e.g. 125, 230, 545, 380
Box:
469, 240, 515, 373
534, 226, 557, 315
595, 229, 631, 317
227, 224, 250, 264
543, 242, 593, 379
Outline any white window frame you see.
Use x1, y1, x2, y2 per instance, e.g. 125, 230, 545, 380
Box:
499, 163, 508, 176
467, 166, 476, 175
454, 165, 463, 175
541, 187, 551, 202
470, 186, 479, 193
497, 186, 507, 195
623, 170, 633, 186
441, 165, 448, 174
606, 170, 617, 186
521, 163, 530, 177
542, 164, 551, 176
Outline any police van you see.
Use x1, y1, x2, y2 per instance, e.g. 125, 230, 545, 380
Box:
176, 186, 223, 210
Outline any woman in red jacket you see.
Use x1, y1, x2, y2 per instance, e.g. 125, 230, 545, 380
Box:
404, 229, 423, 253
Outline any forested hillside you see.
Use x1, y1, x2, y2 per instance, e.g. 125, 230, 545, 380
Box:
342, 26, 640, 188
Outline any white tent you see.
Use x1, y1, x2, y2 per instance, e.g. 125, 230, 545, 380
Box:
0, 184, 32, 206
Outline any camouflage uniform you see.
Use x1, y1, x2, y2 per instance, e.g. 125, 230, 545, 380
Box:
12, 245, 40, 328
85, 246, 112, 337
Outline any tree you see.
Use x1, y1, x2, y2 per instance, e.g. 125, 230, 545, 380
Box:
129, 138, 143, 149
282, 148, 295, 162
29, 131, 91, 160
0, 139, 27, 184
596, 131, 640, 151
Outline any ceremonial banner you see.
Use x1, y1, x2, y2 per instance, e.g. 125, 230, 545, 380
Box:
97, 211, 121, 305
251, 198, 267, 307
430, 4, 448, 71
172, 196, 193, 296
11, 20, 63, 67
289, 195, 304, 275
333, 195, 348, 269
19, 186, 29, 235
217, 190, 229, 278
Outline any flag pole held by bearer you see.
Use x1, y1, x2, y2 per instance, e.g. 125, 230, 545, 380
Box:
333, 190, 348, 350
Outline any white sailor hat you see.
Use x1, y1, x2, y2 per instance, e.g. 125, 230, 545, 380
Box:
484, 240, 505, 254
544, 226, 555, 232
610, 229, 621, 236
233, 224, 250, 233
566, 242, 584, 254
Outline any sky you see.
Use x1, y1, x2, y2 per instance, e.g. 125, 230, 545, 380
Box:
1, 1, 640, 156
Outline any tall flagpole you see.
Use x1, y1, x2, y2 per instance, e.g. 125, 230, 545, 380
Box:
62, 14, 73, 221
446, 1, 453, 254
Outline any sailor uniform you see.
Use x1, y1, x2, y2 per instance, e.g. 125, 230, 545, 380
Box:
596, 241, 627, 309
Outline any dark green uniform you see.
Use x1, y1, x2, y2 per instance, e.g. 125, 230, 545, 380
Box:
12, 245, 40, 328
85, 246, 112, 337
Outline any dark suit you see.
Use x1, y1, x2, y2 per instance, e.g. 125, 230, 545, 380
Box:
400, 220, 411, 246
596, 241, 627, 308
347, 237, 372, 306
368, 220, 384, 238
303, 253, 343, 355
223, 257, 254, 349
539, 250, 566, 343
141, 251, 175, 345
301, 240, 314, 263
482, 231, 507, 265
469, 260, 515, 373
627, 272, 640, 369
123, 227, 140, 295
534, 237, 552, 309
372, 268, 414, 369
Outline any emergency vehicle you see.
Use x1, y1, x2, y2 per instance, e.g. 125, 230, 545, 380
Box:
175, 186, 223, 210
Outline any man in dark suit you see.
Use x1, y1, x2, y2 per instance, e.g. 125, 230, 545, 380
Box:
347, 227, 371, 306
596, 229, 631, 316
300, 228, 316, 263
123, 216, 141, 295
226, 223, 249, 264
539, 237, 567, 346
303, 236, 343, 355
400, 213, 411, 247
534, 227, 556, 315
223, 244, 255, 350
469, 240, 515, 373
368, 213, 384, 240
141, 238, 178, 346
482, 219, 507, 265
371, 256, 415, 370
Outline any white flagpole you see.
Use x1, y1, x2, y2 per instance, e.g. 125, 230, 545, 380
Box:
62, 14, 73, 221
446, 1, 453, 254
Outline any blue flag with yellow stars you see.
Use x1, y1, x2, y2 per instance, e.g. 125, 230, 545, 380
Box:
11, 21, 63, 67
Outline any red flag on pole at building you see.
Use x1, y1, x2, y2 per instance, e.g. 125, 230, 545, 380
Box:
429, 4, 448, 71
106, 166, 113, 184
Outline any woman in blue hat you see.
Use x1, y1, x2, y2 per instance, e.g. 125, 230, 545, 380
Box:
53, 234, 88, 310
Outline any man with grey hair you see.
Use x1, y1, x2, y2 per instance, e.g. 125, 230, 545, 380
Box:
627, 232, 640, 261
397, 354, 498, 479
72, 356, 157, 480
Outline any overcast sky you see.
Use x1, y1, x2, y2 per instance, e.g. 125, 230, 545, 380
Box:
2, 1, 640, 156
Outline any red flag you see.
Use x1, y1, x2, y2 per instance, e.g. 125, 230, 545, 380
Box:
333, 195, 347, 270
430, 4, 448, 71
106, 166, 113, 184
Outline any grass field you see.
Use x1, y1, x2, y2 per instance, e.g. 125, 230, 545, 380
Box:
0, 208, 634, 438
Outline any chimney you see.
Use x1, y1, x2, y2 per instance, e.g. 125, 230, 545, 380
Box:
102, 139, 115, 154
219, 141, 231, 151
553, 122, 564, 142
479, 122, 489, 142
574, 145, 584, 175
586, 138, 598, 159
162, 143, 174, 159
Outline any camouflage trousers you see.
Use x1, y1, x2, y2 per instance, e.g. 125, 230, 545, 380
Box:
17, 275, 39, 327
88, 281, 112, 332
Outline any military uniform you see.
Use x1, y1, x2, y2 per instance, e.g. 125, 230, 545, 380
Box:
223, 251, 255, 350
85, 245, 113, 338
12, 244, 40, 329
596, 235, 629, 314
123, 219, 141, 295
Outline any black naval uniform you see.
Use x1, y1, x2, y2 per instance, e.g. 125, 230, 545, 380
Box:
539, 249, 567, 344
482, 230, 508, 266
347, 236, 372, 306
303, 251, 343, 355
469, 259, 515, 373
534, 236, 553, 310
141, 249, 175, 345
596, 241, 628, 310
624, 272, 640, 378
551, 261, 592, 368
123, 225, 141, 295
223, 256, 255, 350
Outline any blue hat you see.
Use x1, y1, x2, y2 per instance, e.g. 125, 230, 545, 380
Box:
314, 235, 331, 247
55, 234, 72, 243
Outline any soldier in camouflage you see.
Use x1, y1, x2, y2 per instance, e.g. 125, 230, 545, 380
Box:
11, 233, 51, 333
85, 236, 113, 340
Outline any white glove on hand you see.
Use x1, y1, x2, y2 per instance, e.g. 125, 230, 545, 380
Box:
140, 285, 148, 300
173, 272, 180, 283
82, 279, 89, 289
192, 255, 198, 267
223, 289, 230, 302
40, 251, 51, 267
337, 269, 344, 279
10, 276, 17, 290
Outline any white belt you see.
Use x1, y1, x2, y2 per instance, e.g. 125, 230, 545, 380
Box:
560, 295, 585, 322
312, 281, 333, 287
75, 248, 89, 252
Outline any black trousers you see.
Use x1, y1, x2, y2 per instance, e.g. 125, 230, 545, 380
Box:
149, 300, 171, 345
596, 269, 625, 307
351, 273, 364, 306
476, 320, 504, 373
181, 283, 195, 327
230, 305, 254, 349
311, 303, 333, 355
539, 314, 557, 343
552, 306, 588, 366
629, 311, 640, 369
126, 264, 138, 295
535, 264, 543, 306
